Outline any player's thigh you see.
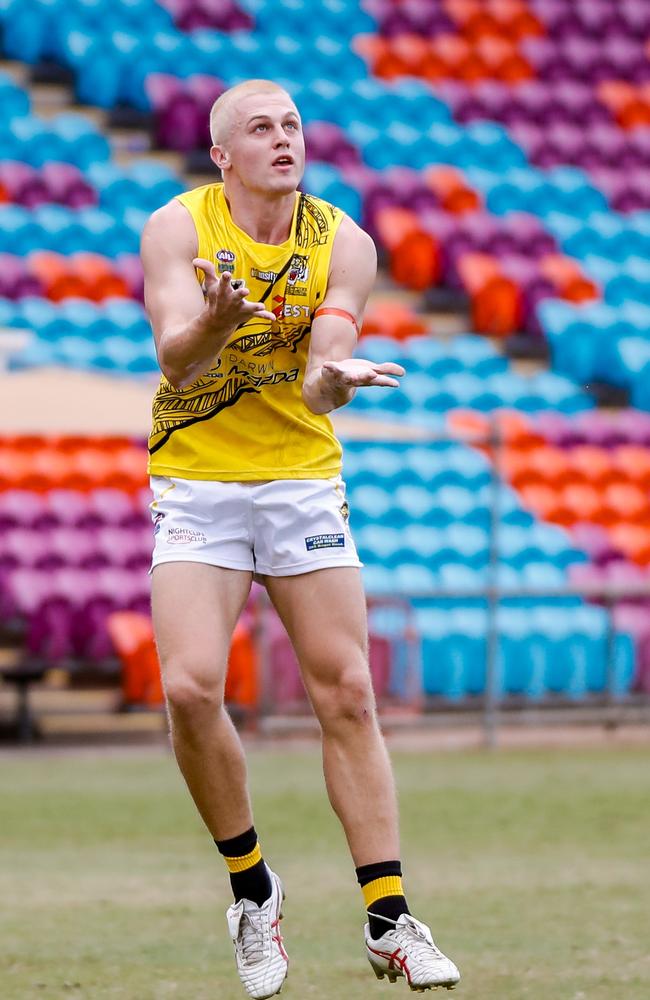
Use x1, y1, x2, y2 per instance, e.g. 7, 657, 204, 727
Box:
264, 567, 369, 691
152, 561, 252, 691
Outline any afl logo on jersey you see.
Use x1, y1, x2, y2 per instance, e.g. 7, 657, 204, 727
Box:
216, 249, 236, 273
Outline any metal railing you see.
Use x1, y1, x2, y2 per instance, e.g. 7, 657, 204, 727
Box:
252, 418, 650, 746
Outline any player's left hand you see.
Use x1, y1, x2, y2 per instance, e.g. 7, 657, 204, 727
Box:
321, 358, 405, 388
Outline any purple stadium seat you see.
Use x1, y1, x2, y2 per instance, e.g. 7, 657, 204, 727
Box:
501, 212, 557, 257
41, 162, 97, 208
385, 167, 439, 213
145, 73, 184, 114
615, 410, 650, 446
628, 129, 650, 167
170, 0, 253, 32
158, 97, 203, 153
86, 488, 142, 528
114, 254, 144, 301
304, 122, 362, 169
185, 74, 225, 115
145, 74, 202, 152
45, 526, 101, 569
570, 523, 623, 566
534, 412, 575, 447
573, 410, 625, 449
44, 490, 92, 528
567, 561, 606, 592
0, 161, 50, 207
603, 559, 648, 588
521, 36, 566, 81
560, 36, 603, 82
185, 74, 226, 148
619, 0, 650, 39
0, 490, 49, 531
0, 254, 44, 299
614, 604, 650, 692
0, 529, 51, 571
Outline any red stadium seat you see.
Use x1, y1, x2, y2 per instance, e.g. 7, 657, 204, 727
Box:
27, 252, 87, 301
374, 207, 442, 291
457, 253, 523, 337
107, 611, 164, 707
69, 253, 130, 301
423, 166, 482, 214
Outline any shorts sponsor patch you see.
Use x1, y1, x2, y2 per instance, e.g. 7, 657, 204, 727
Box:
166, 526, 207, 545
305, 533, 345, 551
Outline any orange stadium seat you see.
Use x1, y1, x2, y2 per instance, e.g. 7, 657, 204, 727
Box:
474, 35, 533, 83
107, 611, 164, 707
518, 482, 572, 525
431, 35, 487, 83
27, 251, 87, 301
363, 37, 408, 80
603, 483, 650, 524
443, 0, 482, 26
489, 0, 544, 38
390, 34, 434, 78
539, 255, 599, 303
224, 619, 258, 709
597, 81, 650, 129
608, 523, 650, 565
362, 301, 428, 340
457, 253, 523, 336
569, 445, 619, 489
374, 207, 442, 290
462, 10, 508, 44
527, 445, 580, 489
613, 445, 650, 489
108, 612, 258, 710
561, 483, 611, 527
69, 253, 130, 301
423, 166, 481, 214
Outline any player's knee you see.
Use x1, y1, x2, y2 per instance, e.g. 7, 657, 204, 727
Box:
163, 661, 224, 718
316, 665, 376, 728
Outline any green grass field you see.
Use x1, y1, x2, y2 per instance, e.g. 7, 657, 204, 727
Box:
1, 743, 648, 1000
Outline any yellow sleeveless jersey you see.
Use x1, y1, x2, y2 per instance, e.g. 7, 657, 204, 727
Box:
147, 183, 345, 481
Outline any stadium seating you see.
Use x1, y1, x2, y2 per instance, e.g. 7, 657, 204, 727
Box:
2, 2, 650, 711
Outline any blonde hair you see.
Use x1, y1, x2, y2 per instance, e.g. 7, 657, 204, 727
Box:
209, 80, 294, 146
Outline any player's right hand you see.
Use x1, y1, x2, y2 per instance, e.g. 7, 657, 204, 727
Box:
193, 257, 276, 328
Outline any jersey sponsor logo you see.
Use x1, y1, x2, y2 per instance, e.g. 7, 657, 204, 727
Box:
305, 533, 346, 551
287, 254, 309, 286
166, 526, 207, 545
152, 510, 166, 535
251, 267, 277, 282
272, 296, 310, 320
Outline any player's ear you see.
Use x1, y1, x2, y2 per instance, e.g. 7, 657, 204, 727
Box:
211, 145, 230, 171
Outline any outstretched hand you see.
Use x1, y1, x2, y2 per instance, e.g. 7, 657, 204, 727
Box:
194, 257, 276, 328
321, 358, 406, 389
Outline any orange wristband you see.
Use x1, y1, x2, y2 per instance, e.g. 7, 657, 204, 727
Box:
313, 307, 359, 335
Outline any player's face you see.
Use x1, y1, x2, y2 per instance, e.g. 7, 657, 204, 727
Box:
216, 93, 305, 195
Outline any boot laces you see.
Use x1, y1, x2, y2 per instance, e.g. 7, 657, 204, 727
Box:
236, 909, 269, 964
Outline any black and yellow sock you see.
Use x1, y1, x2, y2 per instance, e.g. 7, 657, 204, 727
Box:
356, 860, 410, 941
215, 826, 272, 907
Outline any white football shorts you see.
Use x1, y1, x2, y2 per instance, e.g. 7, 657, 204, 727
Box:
149, 475, 362, 576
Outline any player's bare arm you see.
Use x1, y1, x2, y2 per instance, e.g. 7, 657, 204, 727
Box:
141, 200, 275, 389
302, 215, 405, 415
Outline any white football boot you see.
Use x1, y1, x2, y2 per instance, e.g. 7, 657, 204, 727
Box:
226, 869, 288, 999
365, 912, 460, 992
